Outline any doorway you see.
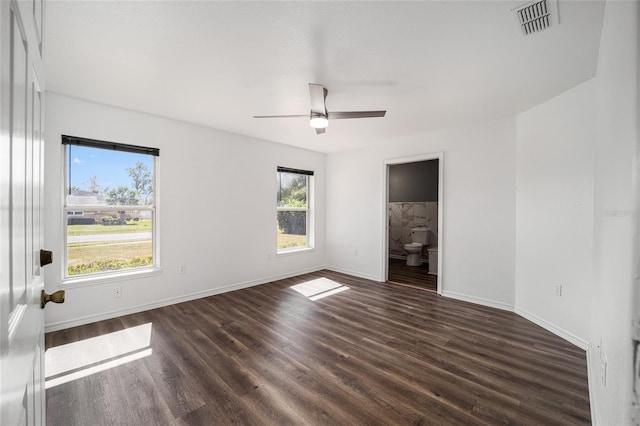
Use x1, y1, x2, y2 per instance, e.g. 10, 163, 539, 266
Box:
383, 153, 443, 294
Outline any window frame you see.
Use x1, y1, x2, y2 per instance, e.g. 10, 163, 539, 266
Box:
276, 167, 314, 255
61, 136, 160, 284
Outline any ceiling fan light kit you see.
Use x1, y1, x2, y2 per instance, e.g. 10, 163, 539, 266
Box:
253, 83, 386, 135
309, 114, 328, 129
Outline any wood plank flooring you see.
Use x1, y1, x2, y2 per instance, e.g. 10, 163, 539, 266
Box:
388, 257, 437, 291
45, 270, 590, 425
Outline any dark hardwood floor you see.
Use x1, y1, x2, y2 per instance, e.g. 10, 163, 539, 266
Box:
388, 257, 437, 291
45, 270, 590, 425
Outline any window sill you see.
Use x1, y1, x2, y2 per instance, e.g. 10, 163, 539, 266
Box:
60, 267, 162, 289
276, 247, 315, 258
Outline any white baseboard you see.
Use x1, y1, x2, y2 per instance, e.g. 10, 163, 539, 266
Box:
45, 266, 325, 332
514, 307, 590, 350
442, 290, 514, 312
324, 266, 382, 282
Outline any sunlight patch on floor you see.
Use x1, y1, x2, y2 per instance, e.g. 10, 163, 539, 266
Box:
45, 322, 153, 389
290, 278, 350, 301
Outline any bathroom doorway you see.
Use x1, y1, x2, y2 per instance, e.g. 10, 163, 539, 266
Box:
383, 153, 443, 294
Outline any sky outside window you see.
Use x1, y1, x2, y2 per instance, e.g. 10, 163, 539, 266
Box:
67, 145, 153, 193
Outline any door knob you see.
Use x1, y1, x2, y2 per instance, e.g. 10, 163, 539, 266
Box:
41, 290, 65, 309
40, 249, 53, 267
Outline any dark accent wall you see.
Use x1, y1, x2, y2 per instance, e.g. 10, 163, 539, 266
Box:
389, 160, 439, 202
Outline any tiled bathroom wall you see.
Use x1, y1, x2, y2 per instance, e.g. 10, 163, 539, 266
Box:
388, 202, 438, 257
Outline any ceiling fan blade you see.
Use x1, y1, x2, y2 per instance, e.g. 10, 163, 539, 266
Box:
315, 127, 326, 135
328, 111, 386, 119
309, 83, 327, 115
253, 114, 309, 118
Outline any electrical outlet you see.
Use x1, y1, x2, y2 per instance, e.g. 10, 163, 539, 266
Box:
178, 264, 186, 274
555, 284, 563, 296
113, 287, 122, 298
601, 355, 608, 386
267, 254, 272, 261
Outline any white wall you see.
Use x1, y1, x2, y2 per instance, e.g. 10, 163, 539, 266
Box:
325, 118, 517, 309
514, 1, 639, 423
43, 93, 326, 331
589, 1, 638, 424
515, 79, 596, 348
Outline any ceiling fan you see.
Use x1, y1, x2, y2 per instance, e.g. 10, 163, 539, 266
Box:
253, 83, 386, 134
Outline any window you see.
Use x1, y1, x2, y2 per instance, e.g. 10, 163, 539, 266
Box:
62, 135, 159, 279
277, 167, 313, 253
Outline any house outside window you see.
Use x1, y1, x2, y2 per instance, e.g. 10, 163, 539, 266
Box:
62, 135, 159, 279
277, 166, 313, 253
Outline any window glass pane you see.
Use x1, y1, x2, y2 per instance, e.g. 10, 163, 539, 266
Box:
277, 211, 307, 250
66, 209, 153, 276
277, 172, 307, 208
67, 145, 153, 206
65, 143, 156, 278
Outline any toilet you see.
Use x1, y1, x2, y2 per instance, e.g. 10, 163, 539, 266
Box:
403, 226, 430, 266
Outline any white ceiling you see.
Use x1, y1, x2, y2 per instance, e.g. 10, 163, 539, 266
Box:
45, 1, 605, 154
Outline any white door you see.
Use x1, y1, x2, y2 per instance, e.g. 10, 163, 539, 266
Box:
1, 0, 49, 424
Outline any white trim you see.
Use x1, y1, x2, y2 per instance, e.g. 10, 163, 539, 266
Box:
514, 306, 590, 350
585, 345, 598, 425
381, 163, 389, 282
382, 152, 444, 293
324, 266, 381, 283
64, 205, 153, 211
154, 156, 161, 270
60, 267, 162, 288
442, 290, 514, 312
276, 207, 308, 212
45, 265, 325, 333
276, 247, 315, 258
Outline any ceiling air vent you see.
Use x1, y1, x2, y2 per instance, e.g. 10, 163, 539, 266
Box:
512, 0, 559, 36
